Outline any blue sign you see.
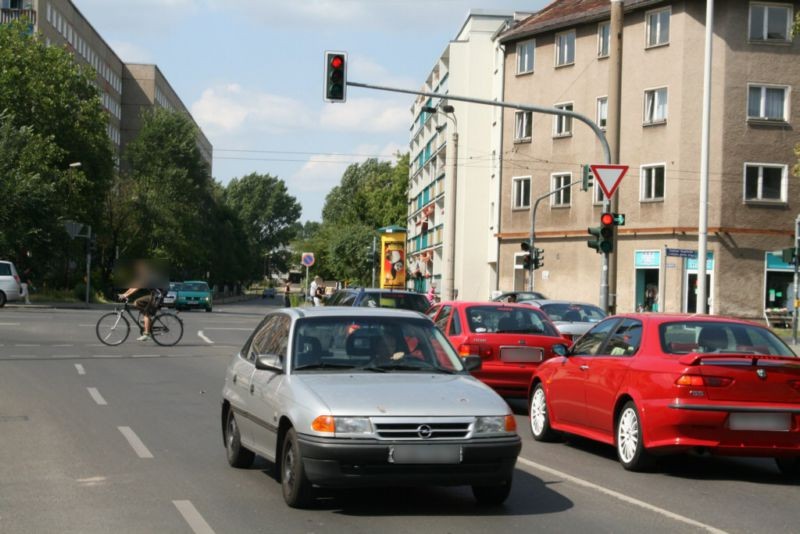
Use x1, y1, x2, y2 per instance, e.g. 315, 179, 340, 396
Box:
634, 250, 661, 268
666, 248, 697, 259
301, 252, 315, 267
766, 251, 794, 271
686, 252, 714, 271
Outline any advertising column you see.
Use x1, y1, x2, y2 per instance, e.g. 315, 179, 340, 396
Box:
379, 226, 407, 290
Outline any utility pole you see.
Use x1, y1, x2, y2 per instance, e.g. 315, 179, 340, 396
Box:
697, 0, 715, 314
85, 225, 92, 305
371, 235, 377, 288
607, 0, 624, 314
443, 130, 459, 300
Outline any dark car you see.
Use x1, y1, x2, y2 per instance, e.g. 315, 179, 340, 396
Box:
326, 288, 431, 313
492, 291, 547, 303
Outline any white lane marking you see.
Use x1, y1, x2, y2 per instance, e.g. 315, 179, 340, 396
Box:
173, 500, 215, 534
516, 457, 728, 534
197, 330, 214, 344
53, 344, 74, 347
75, 364, 86, 375
118, 426, 153, 459
78, 324, 96, 327
15, 344, 40, 347
0, 322, 21, 326
92, 354, 123, 358
87, 387, 107, 406
132, 354, 160, 358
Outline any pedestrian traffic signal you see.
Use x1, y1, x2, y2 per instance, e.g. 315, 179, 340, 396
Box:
533, 247, 544, 270
324, 51, 347, 103
588, 213, 615, 254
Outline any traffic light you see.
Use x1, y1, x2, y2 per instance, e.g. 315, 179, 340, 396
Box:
533, 247, 544, 270
521, 239, 532, 269
324, 51, 347, 103
581, 164, 592, 192
588, 212, 615, 254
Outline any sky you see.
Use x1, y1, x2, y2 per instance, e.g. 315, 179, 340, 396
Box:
73, 0, 549, 222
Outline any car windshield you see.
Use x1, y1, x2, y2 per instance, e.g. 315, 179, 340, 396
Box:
359, 292, 430, 312
183, 282, 209, 292
660, 321, 796, 357
539, 303, 606, 323
465, 306, 558, 336
292, 316, 464, 373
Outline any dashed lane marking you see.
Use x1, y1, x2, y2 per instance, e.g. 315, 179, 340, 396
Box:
75, 364, 85, 375
197, 330, 213, 344
87, 387, 107, 406
0, 323, 21, 326
132, 354, 160, 358
15, 344, 40, 347
173, 500, 215, 534
53, 344, 74, 347
118, 426, 153, 459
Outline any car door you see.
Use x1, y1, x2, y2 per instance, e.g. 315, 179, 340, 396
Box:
547, 318, 619, 427
228, 320, 266, 446
248, 313, 290, 461
582, 318, 642, 435
446, 307, 467, 351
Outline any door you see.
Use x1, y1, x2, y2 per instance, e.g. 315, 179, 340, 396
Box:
685, 273, 712, 314
229, 321, 266, 446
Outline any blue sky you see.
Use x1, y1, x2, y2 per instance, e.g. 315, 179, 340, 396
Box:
74, 0, 548, 221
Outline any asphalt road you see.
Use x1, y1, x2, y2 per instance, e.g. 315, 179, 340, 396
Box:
1, 300, 798, 533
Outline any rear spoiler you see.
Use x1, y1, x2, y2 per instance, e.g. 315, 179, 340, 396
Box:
678, 353, 800, 368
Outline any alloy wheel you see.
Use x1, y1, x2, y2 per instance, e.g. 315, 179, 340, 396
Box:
617, 408, 639, 464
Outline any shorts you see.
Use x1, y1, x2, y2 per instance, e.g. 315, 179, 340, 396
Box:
134, 295, 157, 316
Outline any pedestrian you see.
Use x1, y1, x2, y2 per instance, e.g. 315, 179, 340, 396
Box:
284, 280, 291, 308
314, 280, 325, 307
20, 268, 32, 304
426, 284, 436, 304
309, 276, 318, 305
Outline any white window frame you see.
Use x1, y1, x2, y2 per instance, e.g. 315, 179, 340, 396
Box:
747, 83, 790, 122
555, 30, 576, 67
551, 172, 573, 208
643, 87, 668, 125
748, 2, 794, 43
640, 163, 666, 202
743, 162, 788, 203
645, 6, 671, 48
593, 179, 605, 205
597, 21, 611, 58
514, 110, 532, 141
512, 176, 532, 209
596, 96, 608, 130
553, 102, 574, 137
516, 39, 535, 75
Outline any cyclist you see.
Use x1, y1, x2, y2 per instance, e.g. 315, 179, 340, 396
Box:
119, 287, 162, 341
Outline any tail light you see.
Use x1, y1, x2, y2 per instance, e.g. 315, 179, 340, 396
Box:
789, 380, 800, 393
675, 375, 732, 387
458, 344, 493, 358
13, 274, 20, 284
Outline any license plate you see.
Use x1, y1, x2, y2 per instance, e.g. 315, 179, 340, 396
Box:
389, 444, 461, 464
728, 412, 791, 432
500, 346, 543, 363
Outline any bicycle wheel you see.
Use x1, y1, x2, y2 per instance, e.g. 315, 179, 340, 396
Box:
96, 312, 130, 346
151, 313, 183, 346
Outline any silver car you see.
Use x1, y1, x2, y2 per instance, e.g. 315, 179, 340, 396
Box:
0, 260, 22, 307
221, 307, 521, 508
520, 299, 606, 341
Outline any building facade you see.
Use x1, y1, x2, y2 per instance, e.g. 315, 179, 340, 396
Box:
407, 11, 518, 301
497, 0, 800, 318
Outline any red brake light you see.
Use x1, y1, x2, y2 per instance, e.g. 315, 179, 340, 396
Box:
789, 380, 800, 392
459, 343, 478, 357
675, 375, 732, 387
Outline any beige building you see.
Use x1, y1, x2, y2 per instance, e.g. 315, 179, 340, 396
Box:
497, 0, 800, 318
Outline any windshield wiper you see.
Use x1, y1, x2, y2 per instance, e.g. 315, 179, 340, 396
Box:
360, 361, 457, 374
294, 362, 358, 371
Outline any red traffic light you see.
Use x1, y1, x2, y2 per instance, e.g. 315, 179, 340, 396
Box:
600, 212, 614, 226
330, 55, 344, 69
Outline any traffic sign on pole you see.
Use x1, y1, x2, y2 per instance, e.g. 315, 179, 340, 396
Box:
301, 252, 315, 267
590, 164, 629, 199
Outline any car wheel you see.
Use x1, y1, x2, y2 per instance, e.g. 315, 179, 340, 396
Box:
281, 428, 314, 508
0, 291, 6, 307
205, 306, 212, 313
616, 401, 652, 471
225, 410, 254, 468
472, 477, 512, 506
775, 457, 800, 478
529, 383, 558, 442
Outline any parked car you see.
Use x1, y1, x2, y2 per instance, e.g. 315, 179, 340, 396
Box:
175, 280, 212, 312
428, 301, 567, 398
492, 291, 547, 303
520, 300, 607, 341
220, 307, 521, 508
326, 288, 430, 313
0, 260, 22, 307
162, 282, 181, 308
528, 314, 800, 476
262, 287, 276, 298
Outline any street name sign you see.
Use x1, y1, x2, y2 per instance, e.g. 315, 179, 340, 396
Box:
590, 164, 629, 199
301, 252, 315, 267
666, 248, 697, 259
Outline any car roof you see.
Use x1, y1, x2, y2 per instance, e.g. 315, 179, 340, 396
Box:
526, 300, 602, 307
339, 288, 423, 296
285, 306, 428, 320
439, 301, 543, 310
611, 313, 764, 327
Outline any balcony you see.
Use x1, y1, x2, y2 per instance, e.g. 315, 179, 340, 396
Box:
1, 8, 36, 25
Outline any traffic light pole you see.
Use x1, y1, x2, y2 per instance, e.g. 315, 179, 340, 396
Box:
346, 81, 613, 311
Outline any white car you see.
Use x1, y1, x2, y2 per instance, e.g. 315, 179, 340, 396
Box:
0, 260, 22, 307
162, 282, 180, 308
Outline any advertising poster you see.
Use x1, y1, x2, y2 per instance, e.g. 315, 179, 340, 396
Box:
380, 232, 406, 289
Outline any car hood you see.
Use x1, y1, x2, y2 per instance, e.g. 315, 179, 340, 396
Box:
177, 291, 210, 297
290, 373, 509, 417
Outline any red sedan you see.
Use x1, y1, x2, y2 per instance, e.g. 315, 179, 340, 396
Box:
428, 301, 567, 398
528, 314, 800, 476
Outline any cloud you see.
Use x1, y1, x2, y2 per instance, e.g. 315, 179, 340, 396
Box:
348, 55, 417, 89
319, 97, 408, 134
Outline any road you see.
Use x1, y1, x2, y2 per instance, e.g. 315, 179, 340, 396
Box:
1, 300, 797, 533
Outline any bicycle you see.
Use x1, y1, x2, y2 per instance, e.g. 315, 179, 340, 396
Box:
96, 297, 184, 347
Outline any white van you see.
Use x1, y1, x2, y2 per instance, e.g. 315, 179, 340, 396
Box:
0, 260, 22, 307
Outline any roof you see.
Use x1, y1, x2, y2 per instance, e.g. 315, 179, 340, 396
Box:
288, 307, 427, 320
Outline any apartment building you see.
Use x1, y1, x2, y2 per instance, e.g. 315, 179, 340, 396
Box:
497, 0, 800, 318
407, 10, 517, 301
1, 0, 211, 169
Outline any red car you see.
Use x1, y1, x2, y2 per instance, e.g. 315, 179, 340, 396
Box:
428, 301, 567, 398
528, 313, 800, 476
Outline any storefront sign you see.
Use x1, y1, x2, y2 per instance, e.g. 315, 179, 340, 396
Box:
634, 250, 661, 268
666, 248, 697, 258
686, 252, 714, 271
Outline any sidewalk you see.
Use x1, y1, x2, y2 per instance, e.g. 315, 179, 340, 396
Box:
5, 294, 259, 310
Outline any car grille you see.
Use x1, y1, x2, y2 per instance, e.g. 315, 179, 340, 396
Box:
371, 417, 473, 440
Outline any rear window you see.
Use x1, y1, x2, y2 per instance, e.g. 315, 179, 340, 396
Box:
0, 263, 11, 276
465, 306, 558, 336
660, 321, 796, 357
183, 282, 209, 292
359, 292, 430, 313
540, 303, 606, 323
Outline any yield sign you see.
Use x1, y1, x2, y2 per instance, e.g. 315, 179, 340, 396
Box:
590, 164, 629, 199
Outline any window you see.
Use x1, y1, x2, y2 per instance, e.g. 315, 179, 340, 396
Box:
646, 7, 670, 47
744, 163, 787, 202
572, 319, 619, 356
749, 3, 793, 42
641, 164, 665, 201
553, 102, 573, 136
516, 39, 535, 74
448, 310, 462, 336
747, 84, 789, 121
551, 173, 572, 207
593, 180, 605, 204
602, 319, 643, 356
598, 21, 611, 57
596, 96, 608, 130
514, 110, 532, 141
555, 30, 576, 66
434, 306, 452, 331
513, 176, 531, 209
644, 87, 668, 124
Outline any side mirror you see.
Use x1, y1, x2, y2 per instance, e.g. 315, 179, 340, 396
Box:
552, 344, 569, 357
463, 355, 482, 372
255, 353, 283, 372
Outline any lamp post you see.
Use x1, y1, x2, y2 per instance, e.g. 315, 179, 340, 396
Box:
65, 162, 92, 305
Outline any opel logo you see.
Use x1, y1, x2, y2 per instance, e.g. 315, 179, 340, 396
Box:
757, 369, 767, 380
417, 424, 433, 439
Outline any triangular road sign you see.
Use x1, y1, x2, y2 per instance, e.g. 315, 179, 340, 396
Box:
590, 164, 629, 199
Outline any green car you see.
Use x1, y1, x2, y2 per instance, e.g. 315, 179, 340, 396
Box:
175, 280, 213, 312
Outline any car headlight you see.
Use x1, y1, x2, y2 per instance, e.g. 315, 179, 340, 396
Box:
474, 415, 517, 435
202, 296, 209, 301
334, 416, 373, 435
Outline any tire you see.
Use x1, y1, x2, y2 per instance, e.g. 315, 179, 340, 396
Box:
205, 306, 212, 313
775, 457, 800, 478
616, 401, 652, 471
225, 410, 255, 468
472, 477, 512, 506
96, 312, 130, 346
0, 291, 6, 307
529, 383, 559, 442
281, 428, 314, 508
151, 313, 183, 346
